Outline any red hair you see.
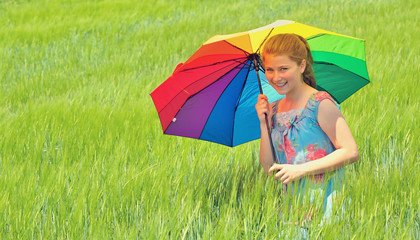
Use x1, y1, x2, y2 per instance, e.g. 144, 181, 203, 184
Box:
262, 33, 316, 88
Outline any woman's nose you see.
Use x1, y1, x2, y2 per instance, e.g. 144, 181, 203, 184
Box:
273, 71, 281, 81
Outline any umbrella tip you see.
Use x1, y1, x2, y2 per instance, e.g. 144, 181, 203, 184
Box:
172, 63, 184, 75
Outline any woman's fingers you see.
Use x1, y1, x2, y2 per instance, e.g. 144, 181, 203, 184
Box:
280, 172, 288, 183
282, 176, 290, 185
268, 163, 282, 173
256, 95, 269, 112
270, 164, 287, 182
269, 164, 293, 185
258, 94, 268, 101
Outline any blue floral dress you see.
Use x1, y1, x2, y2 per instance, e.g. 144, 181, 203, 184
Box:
271, 91, 343, 219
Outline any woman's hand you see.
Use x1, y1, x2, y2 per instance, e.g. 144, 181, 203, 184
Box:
255, 94, 273, 124
268, 163, 307, 185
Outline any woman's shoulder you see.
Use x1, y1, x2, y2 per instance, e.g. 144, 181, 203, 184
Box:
306, 91, 337, 109
313, 91, 341, 112
304, 91, 339, 118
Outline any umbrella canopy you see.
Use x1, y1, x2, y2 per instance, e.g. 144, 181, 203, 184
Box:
151, 20, 370, 147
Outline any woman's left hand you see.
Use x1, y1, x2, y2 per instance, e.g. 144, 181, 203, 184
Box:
268, 164, 307, 185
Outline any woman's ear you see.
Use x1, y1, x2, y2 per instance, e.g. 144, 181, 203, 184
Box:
300, 59, 306, 73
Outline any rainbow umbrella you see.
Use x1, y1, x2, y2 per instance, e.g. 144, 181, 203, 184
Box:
151, 20, 369, 147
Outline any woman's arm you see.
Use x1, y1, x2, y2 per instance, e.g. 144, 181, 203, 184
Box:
311, 99, 360, 173
259, 120, 275, 173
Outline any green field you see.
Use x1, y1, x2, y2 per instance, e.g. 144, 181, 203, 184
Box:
0, 0, 419, 239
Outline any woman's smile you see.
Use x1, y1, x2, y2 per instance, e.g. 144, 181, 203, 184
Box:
274, 81, 287, 88
264, 54, 305, 95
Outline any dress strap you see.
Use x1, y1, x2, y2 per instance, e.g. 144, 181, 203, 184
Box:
312, 91, 341, 111
313, 91, 335, 103
303, 91, 341, 123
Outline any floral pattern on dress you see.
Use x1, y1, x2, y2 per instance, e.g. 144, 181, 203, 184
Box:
270, 91, 344, 205
283, 137, 296, 163
305, 143, 327, 183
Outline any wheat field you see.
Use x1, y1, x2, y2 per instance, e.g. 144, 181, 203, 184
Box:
0, 0, 419, 239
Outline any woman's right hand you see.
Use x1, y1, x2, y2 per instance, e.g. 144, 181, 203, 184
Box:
255, 94, 273, 125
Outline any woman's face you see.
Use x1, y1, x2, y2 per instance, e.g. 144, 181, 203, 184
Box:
263, 54, 306, 95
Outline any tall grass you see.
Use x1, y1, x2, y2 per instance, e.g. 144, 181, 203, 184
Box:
0, 0, 418, 238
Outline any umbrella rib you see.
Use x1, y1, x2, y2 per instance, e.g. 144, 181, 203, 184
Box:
314, 60, 369, 81
306, 33, 327, 41
222, 40, 252, 56
255, 28, 274, 54
179, 57, 248, 72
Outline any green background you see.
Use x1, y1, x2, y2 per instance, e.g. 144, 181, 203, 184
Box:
0, 0, 418, 238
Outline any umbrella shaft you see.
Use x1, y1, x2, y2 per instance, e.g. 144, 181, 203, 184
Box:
253, 56, 278, 163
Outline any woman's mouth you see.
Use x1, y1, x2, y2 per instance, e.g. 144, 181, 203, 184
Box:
275, 81, 287, 87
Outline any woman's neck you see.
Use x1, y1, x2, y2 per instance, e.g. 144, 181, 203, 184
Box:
281, 84, 317, 111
